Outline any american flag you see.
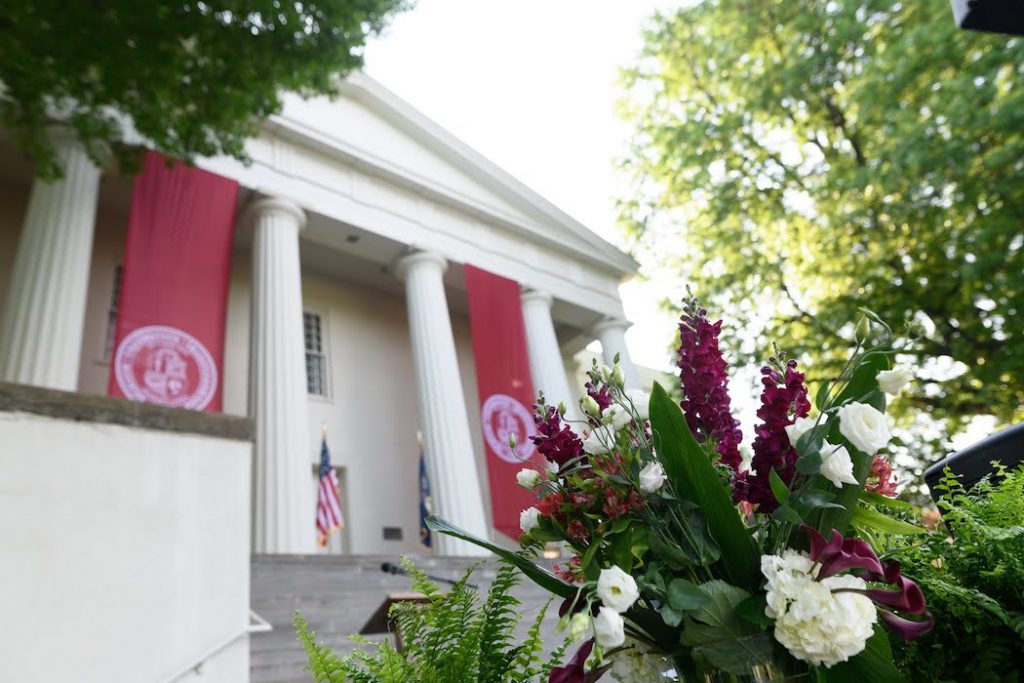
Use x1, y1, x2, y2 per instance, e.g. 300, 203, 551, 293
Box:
316, 437, 344, 547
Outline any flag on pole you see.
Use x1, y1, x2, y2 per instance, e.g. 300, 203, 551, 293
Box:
418, 432, 432, 549
316, 435, 344, 547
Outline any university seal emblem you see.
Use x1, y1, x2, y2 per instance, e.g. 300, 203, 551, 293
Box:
114, 325, 217, 410
481, 393, 537, 464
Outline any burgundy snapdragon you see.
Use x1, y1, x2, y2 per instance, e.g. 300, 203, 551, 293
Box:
677, 299, 743, 471
733, 360, 811, 511
532, 404, 585, 468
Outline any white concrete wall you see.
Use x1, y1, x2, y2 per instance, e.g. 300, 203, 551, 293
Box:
0, 411, 251, 683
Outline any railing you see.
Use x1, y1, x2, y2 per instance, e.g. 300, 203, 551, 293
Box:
159, 609, 272, 683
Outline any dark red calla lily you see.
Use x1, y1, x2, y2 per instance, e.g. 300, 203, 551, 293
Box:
879, 609, 935, 640
549, 640, 609, 683
863, 561, 927, 614
804, 526, 885, 579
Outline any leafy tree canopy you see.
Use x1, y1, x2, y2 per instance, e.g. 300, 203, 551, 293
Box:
620, 1, 1024, 460
0, 0, 409, 178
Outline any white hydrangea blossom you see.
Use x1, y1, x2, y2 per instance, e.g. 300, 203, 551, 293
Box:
762, 550, 877, 667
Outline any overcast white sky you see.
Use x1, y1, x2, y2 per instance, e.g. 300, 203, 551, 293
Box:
362, 0, 681, 371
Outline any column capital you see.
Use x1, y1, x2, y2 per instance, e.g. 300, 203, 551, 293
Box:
520, 288, 554, 308
394, 249, 448, 281
591, 316, 632, 336
244, 196, 307, 233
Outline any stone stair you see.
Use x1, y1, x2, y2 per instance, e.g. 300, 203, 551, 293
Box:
250, 554, 565, 683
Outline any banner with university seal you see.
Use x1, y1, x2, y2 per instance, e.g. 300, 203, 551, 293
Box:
107, 151, 239, 412
464, 265, 543, 539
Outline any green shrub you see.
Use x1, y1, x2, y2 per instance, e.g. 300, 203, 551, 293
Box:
295, 558, 567, 682
889, 464, 1024, 682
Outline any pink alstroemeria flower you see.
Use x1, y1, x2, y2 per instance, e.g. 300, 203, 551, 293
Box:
803, 526, 933, 640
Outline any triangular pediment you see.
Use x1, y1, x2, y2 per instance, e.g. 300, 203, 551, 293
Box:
270, 73, 636, 277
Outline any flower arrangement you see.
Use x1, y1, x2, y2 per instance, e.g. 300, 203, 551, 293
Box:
429, 298, 935, 681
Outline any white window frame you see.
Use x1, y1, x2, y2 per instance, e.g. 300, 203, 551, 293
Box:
303, 309, 330, 399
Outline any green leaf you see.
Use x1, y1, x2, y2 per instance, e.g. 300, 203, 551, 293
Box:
660, 603, 683, 627
668, 578, 712, 611
682, 581, 774, 675
817, 352, 890, 535
815, 380, 832, 411
771, 504, 804, 524
769, 468, 790, 506
735, 594, 773, 629
823, 626, 904, 683
859, 490, 917, 512
850, 505, 926, 535
611, 527, 634, 572
649, 383, 760, 589
791, 489, 846, 515
796, 451, 823, 475
426, 516, 576, 598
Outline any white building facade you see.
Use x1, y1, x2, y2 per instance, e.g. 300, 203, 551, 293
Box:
0, 73, 639, 557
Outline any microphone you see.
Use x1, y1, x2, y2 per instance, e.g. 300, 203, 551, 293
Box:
380, 560, 477, 589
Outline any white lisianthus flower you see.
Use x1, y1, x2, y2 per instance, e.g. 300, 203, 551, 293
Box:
519, 507, 540, 535
877, 366, 914, 396
762, 550, 877, 667
567, 612, 590, 643
516, 468, 541, 488
624, 389, 650, 420
638, 462, 667, 494
545, 459, 560, 476
583, 426, 614, 455
597, 566, 640, 613
819, 442, 859, 488
605, 404, 633, 431
593, 606, 626, 648
784, 416, 818, 448
837, 402, 892, 455
582, 395, 602, 418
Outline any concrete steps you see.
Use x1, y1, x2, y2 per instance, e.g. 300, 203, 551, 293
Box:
250, 554, 564, 683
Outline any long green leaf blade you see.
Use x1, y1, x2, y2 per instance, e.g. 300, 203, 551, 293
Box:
648, 383, 760, 590
425, 515, 576, 598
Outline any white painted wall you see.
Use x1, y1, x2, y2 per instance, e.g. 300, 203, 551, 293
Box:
0, 411, 251, 683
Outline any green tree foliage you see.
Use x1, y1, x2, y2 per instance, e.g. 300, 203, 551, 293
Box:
0, 0, 408, 178
295, 558, 567, 682
619, 1, 1024, 454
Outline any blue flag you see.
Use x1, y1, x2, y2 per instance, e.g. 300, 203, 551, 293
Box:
418, 435, 432, 549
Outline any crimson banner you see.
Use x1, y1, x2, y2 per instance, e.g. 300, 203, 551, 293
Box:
464, 265, 544, 539
108, 151, 239, 412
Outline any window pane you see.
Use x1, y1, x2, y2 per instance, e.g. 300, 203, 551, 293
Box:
303, 312, 328, 396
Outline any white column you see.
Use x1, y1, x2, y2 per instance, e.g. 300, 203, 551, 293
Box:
593, 318, 641, 390
0, 130, 100, 390
247, 197, 314, 554
520, 289, 575, 415
396, 251, 489, 556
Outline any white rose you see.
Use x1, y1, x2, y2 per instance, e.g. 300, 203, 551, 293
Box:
516, 468, 541, 488
567, 612, 590, 643
819, 442, 859, 488
593, 606, 626, 648
638, 461, 667, 493
519, 507, 540, 535
625, 389, 650, 420
877, 366, 913, 396
583, 426, 613, 455
597, 566, 640, 613
837, 402, 892, 455
784, 416, 818, 448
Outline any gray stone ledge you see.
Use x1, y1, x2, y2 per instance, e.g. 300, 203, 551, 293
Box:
0, 381, 253, 441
